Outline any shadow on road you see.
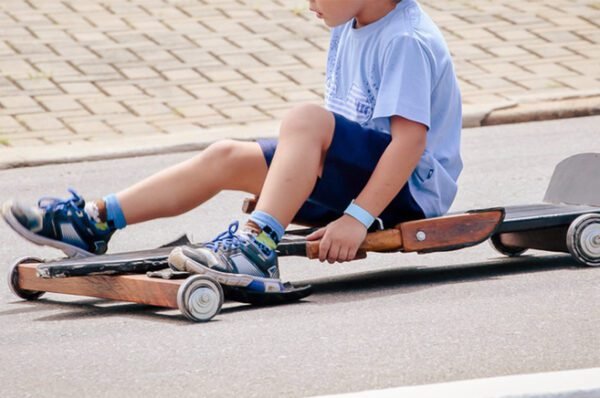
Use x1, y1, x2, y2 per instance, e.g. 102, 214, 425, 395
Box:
3, 287, 309, 324
3, 297, 187, 324
2, 254, 584, 323
297, 254, 583, 303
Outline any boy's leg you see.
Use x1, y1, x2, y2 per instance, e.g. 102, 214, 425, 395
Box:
170, 104, 337, 286
254, 104, 335, 227
116, 140, 268, 224
170, 108, 427, 288
2, 140, 270, 256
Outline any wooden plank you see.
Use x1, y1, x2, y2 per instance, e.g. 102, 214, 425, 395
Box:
401, 210, 504, 253
18, 263, 182, 308
306, 228, 403, 260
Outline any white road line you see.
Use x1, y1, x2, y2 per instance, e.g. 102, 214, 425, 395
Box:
315, 367, 600, 398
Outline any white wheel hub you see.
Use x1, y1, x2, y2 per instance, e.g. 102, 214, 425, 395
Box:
177, 275, 223, 322
579, 223, 600, 258
567, 214, 600, 267
188, 287, 220, 319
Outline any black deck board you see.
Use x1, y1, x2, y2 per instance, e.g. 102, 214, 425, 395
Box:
497, 203, 600, 233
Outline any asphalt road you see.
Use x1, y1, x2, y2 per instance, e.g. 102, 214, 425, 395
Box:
1, 116, 599, 397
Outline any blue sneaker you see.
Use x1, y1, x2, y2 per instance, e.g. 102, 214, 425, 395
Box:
2, 189, 114, 257
168, 221, 285, 293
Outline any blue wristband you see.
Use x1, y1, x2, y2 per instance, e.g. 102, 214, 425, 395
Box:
344, 200, 377, 229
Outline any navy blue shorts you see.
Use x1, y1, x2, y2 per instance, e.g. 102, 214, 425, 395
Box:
257, 113, 425, 228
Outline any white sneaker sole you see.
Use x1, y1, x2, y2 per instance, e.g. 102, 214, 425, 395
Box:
2, 200, 93, 259
168, 247, 284, 293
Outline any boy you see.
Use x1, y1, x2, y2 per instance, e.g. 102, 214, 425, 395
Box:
2, 0, 462, 290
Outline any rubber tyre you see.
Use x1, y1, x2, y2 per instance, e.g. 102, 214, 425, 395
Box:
490, 234, 528, 257
177, 275, 223, 322
566, 213, 600, 267
8, 257, 45, 300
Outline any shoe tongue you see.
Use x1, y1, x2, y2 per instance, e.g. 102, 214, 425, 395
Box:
73, 196, 86, 208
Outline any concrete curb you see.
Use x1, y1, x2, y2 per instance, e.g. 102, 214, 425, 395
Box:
483, 93, 600, 127
1, 94, 599, 170
462, 92, 600, 128
314, 367, 600, 398
0, 120, 280, 170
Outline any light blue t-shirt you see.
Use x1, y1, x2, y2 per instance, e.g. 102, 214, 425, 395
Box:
325, 0, 463, 218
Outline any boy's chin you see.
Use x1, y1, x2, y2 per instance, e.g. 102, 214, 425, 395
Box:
322, 17, 353, 28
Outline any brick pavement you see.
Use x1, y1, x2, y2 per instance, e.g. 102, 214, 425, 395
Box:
0, 0, 598, 149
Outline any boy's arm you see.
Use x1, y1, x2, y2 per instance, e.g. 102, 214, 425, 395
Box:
308, 116, 426, 263
354, 116, 426, 219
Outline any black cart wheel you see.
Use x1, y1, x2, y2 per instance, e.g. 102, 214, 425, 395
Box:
490, 234, 528, 257
177, 275, 223, 322
7, 257, 45, 300
566, 214, 600, 267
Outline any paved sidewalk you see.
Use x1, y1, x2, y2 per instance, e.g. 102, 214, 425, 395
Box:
0, 0, 598, 165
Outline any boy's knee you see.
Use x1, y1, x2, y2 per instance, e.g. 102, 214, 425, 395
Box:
280, 104, 334, 146
202, 139, 241, 164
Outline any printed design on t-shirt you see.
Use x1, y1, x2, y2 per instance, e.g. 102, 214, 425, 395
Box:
326, 82, 375, 125
324, 71, 337, 103
326, 34, 340, 72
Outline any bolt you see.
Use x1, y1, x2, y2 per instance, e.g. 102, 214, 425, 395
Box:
201, 293, 210, 304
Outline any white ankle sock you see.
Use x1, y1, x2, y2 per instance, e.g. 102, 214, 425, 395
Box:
84, 202, 101, 223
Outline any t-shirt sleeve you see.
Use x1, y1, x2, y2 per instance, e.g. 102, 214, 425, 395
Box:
372, 35, 432, 129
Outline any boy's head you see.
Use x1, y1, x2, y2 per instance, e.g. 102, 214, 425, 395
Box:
308, 0, 400, 28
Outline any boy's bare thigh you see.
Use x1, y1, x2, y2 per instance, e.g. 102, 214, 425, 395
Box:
212, 140, 269, 195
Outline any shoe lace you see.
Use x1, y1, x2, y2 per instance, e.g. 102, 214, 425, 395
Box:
206, 221, 246, 253
38, 188, 83, 212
